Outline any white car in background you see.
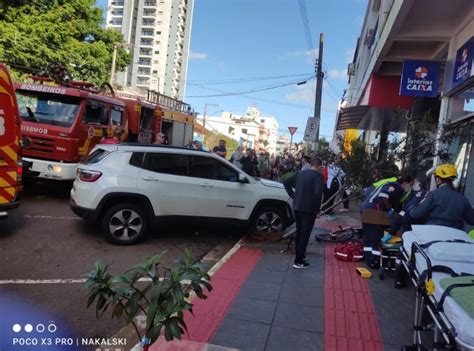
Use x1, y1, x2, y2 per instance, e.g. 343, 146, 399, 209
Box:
70, 144, 293, 245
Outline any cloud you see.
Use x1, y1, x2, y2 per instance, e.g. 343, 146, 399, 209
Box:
285, 82, 315, 103
189, 51, 208, 60
327, 69, 347, 80
279, 49, 318, 60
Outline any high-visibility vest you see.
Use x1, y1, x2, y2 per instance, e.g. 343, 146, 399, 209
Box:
372, 177, 397, 188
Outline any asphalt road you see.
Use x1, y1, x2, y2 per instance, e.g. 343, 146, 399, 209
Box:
0, 181, 240, 342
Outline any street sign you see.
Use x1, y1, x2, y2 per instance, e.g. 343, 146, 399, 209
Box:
303, 117, 319, 142
288, 126, 297, 135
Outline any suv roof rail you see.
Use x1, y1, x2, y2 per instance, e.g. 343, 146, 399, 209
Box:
119, 143, 207, 152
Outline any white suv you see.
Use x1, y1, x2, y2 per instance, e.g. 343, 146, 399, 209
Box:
70, 144, 294, 245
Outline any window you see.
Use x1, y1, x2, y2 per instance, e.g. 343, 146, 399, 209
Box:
241, 128, 248, 134
129, 152, 145, 167
83, 101, 106, 125
140, 107, 154, 129
82, 149, 111, 165
143, 153, 187, 176
189, 156, 239, 182
16, 90, 80, 128
111, 106, 123, 125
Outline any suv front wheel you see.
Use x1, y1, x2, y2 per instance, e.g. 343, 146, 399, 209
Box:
102, 203, 149, 245
251, 206, 287, 234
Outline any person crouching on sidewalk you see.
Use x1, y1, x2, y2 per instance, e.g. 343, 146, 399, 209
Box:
284, 157, 324, 269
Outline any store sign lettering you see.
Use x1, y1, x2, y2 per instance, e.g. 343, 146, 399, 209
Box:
453, 36, 474, 87
400, 60, 440, 98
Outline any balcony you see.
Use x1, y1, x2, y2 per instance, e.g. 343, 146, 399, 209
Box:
141, 30, 154, 37
111, 1, 124, 6
140, 39, 153, 46
139, 50, 153, 57
144, 1, 156, 6
137, 59, 152, 66
143, 10, 156, 17
142, 20, 155, 27
137, 69, 151, 76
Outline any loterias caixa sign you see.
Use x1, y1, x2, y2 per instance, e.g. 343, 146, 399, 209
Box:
453, 36, 474, 87
400, 60, 441, 97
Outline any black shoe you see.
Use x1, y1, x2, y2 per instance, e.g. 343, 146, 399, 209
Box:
293, 262, 310, 269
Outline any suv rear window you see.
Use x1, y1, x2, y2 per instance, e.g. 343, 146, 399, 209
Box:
130, 152, 145, 167
143, 153, 187, 176
82, 149, 110, 164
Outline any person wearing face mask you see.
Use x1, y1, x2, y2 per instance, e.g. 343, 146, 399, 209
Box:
409, 164, 474, 230
360, 174, 413, 268
387, 176, 427, 236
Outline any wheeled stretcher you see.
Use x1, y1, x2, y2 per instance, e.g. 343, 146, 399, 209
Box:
400, 225, 474, 350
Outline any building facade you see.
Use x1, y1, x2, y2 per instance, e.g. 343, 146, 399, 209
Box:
196, 107, 280, 155
106, 0, 194, 98
336, 0, 474, 211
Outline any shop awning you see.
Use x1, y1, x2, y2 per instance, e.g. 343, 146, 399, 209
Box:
336, 106, 409, 132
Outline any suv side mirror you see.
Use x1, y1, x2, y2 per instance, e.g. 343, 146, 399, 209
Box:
238, 173, 247, 183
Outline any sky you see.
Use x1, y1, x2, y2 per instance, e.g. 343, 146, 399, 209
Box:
98, 0, 368, 142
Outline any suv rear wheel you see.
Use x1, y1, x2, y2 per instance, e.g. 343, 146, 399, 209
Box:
102, 203, 149, 245
251, 206, 287, 234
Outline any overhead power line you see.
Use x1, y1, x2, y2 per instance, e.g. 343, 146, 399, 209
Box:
186, 76, 316, 98
188, 72, 315, 85
298, 0, 314, 53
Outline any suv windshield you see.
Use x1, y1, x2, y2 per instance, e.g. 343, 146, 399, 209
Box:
16, 90, 81, 128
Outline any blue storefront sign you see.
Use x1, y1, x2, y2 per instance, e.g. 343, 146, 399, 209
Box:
400, 60, 441, 97
453, 36, 474, 87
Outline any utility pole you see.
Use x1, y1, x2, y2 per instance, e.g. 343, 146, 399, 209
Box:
109, 44, 117, 85
312, 33, 324, 151
202, 102, 218, 144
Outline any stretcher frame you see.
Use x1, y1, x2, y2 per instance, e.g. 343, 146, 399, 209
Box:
401, 241, 474, 351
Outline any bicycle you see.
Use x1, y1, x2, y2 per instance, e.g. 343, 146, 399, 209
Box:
314, 225, 362, 243
280, 224, 362, 253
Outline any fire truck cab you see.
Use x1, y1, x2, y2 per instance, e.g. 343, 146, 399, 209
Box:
0, 64, 22, 213
16, 82, 127, 181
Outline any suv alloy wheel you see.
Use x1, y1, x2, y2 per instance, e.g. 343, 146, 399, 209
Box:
251, 206, 287, 234
102, 202, 149, 245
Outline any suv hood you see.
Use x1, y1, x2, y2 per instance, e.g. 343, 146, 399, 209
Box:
259, 178, 284, 189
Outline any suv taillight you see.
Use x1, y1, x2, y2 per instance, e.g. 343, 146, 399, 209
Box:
77, 169, 102, 182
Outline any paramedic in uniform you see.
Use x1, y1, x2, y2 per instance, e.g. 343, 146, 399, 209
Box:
361, 175, 413, 268
410, 164, 474, 229
394, 164, 474, 289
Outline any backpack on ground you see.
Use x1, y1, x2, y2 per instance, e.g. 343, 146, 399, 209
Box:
334, 241, 364, 262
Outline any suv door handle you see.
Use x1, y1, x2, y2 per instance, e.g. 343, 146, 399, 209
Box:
199, 183, 213, 188
142, 176, 159, 181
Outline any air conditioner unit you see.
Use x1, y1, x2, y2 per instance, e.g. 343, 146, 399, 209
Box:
347, 63, 356, 76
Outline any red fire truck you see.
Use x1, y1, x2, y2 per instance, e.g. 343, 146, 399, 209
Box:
15, 79, 195, 181
0, 64, 22, 213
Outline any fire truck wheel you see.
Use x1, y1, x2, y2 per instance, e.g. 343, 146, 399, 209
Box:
102, 203, 149, 245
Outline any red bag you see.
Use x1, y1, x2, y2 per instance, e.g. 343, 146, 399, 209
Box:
334, 241, 364, 262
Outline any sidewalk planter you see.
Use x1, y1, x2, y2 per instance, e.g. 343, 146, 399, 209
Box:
84, 250, 213, 348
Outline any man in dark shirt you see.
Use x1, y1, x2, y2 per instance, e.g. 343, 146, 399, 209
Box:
284, 157, 324, 269
212, 139, 227, 158
240, 149, 258, 176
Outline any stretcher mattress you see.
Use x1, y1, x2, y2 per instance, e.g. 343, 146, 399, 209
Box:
402, 226, 474, 347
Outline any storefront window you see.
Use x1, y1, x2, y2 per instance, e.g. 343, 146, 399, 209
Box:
446, 121, 473, 195
449, 81, 474, 122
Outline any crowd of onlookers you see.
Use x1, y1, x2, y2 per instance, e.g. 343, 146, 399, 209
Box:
209, 139, 350, 221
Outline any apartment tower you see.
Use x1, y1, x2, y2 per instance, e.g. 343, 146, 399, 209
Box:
106, 0, 194, 98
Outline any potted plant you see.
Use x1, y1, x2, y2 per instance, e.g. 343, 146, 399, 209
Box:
85, 250, 212, 351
